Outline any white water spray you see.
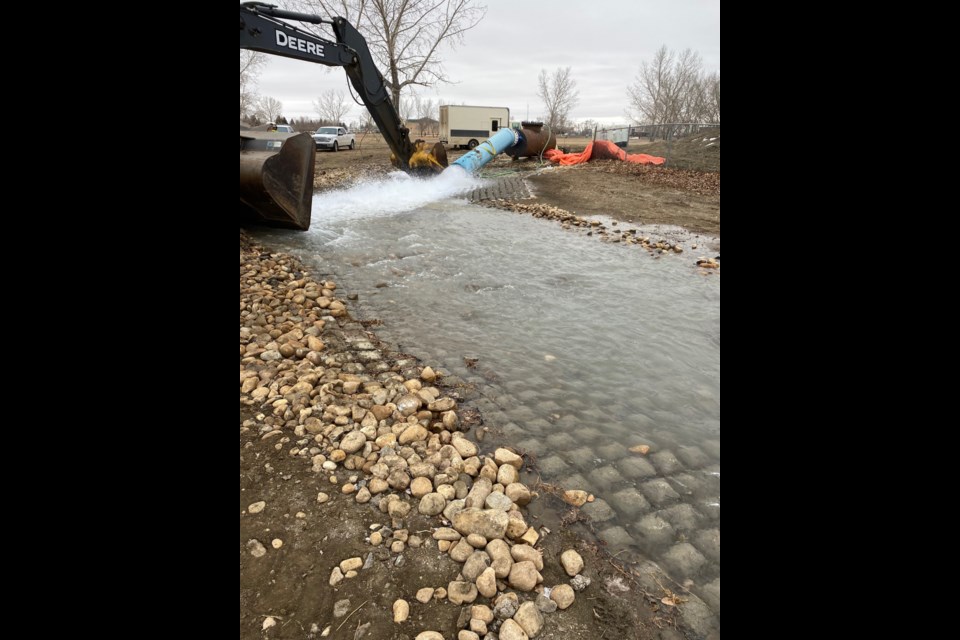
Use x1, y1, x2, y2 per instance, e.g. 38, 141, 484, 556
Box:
311, 167, 478, 224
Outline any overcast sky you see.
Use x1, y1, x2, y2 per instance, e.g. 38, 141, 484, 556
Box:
253, 0, 720, 126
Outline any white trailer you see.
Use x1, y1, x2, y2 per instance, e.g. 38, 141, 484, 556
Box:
439, 105, 510, 149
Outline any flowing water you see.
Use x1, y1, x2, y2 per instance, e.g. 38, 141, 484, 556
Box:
249, 171, 721, 614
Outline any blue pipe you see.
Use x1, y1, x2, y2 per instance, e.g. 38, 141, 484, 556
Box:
447, 128, 520, 174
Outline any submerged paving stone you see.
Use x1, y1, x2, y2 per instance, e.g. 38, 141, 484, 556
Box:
535, 455, 569, 477
525, 418, 553, 434
554, 414, 579, 429
698, 466, 721, 494
700, 499, 721, 521
515, 389, 540, 402
513, 439, 542, 457
558, 473, 593, 495
667, 473, 705, 498
616, 456, 657, 480
580, 497, 616, 522
608, 488, 652, 517
631, 513, 676, 546
659, 503, 704, 532
650, 450, 684, 475
693, 529, 720, 563
571, 426, 604, 444
698, 578, 721, 613
598, 525, 634, 548
505, 406, 538, 423
588, 465, 624, 488
662, 542, 706, 578
700, 439, 721, 460
499, 422, 527, 440
596, 442, 628, 461
676, 445, 710, 469
545, 432, 578, 450
677, 592, 718, 638
640, 478, 681, 506
535, 399, 562, 413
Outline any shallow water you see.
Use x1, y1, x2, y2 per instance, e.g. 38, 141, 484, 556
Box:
250, 171, 720, 613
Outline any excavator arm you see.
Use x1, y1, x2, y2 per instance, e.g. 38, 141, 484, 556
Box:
240, 2, 415, 169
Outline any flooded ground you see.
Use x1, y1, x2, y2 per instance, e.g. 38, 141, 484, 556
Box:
249, 171, 720, 619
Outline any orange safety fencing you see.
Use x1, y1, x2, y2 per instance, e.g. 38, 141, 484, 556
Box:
543, 139, 665, 166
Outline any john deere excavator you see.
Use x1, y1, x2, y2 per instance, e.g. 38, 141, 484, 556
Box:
239, 2, 447, 230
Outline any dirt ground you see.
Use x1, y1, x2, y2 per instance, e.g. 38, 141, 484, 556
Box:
240, 402, 695, 640
310, 133, 720, 239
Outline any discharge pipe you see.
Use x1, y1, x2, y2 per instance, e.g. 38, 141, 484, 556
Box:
446, 128, 520, 174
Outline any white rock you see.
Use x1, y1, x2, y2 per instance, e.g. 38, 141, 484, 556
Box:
550, 584, 575, 609
416, 587, 435, 603
453, 508, 509, 540
476, 566, 497, 598
248, 501, 266, 514
494, 448, 523, 469
447, 581, 478, 605
484, 492, 514, 511
560, 549, 584, 576
247, 539, 267, 558
510, 544, 543, 571
340, 431, 367, 453
340, 557, 363, 573
499, 619, 529, 640
471, 604, 494, 624
508, 561, 539, 591
451, 436, 478, 458
393, 599, 409, 623
419, 493, 447, 516
497, 464, 519, 486
513, 601, 544, 638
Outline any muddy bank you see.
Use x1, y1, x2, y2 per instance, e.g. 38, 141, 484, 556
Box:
309, 142, 720, 240
239, 232, 719, 639
523, 164, 720, 238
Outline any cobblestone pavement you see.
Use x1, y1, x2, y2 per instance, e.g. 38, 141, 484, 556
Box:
467, 175, 532, 203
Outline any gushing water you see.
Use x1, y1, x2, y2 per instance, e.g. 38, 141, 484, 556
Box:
312, 167, 476, 223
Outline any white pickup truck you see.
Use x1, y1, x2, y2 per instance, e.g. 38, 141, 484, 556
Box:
312, 126, 355, 152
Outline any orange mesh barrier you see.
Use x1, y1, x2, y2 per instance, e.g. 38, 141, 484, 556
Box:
544, 140, 665, 166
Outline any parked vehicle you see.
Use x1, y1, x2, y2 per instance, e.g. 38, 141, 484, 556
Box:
312, 126, 355, 152
439, 105, 510, 149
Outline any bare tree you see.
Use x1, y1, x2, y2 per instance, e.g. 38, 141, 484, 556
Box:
313, 89, 351, 125
578, 119, 599, 137
359, 110, 376, 134
256, 96, 284, 123
627, 46, 720, 131
295, 0, 486, 116
417, 96, 436, 136
706, 72, 720, 124
537, 67, 579, 133
240, 51, 266, 119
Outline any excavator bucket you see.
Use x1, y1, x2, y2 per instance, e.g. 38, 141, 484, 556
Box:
240, 131, 315, 230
